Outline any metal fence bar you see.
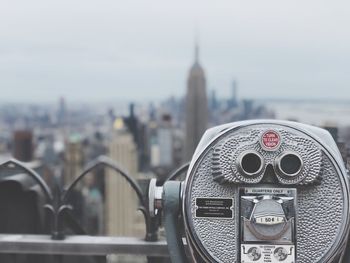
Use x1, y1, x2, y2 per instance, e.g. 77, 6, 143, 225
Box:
165, 163, 189, 182
0, 235, 169, 256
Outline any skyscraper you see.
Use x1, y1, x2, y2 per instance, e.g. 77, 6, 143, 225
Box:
150, 114, 174, 169
106, 118, 146, 263
185, 42, 208, 161
228, 80, 238, 109
64, 135, 84, 184
106, 118, 141, 237
13, 130, 33, 162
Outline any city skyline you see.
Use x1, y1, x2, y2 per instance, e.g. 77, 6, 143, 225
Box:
1, 2, 350, 262
185, 42, 208, 160
1, 1, 350, 103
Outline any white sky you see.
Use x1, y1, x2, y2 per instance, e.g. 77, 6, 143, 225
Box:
1, 0, 350, 103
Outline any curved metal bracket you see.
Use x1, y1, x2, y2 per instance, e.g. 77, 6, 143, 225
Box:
62, 156, 145, 206
60, 155, 154, 241
0, 159, 54, 203
0, 156, 160, 242
165, 163, 189, 182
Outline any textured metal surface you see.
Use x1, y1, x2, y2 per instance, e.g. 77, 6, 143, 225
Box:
188, 151, 238, 262
183, 121, 350, 263
297, 154, 345, 262
212, 127, 322, 185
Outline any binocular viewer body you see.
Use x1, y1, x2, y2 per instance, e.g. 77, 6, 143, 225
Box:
150, 120, 350, 263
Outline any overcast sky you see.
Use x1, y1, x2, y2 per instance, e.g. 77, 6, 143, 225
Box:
1, 0, 350, 103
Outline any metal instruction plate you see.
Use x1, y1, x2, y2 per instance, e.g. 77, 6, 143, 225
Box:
195, 198, 233, 219
241, 244, 295, 263
244, 188, 294, 195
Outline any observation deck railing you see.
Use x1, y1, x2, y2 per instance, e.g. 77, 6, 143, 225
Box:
0, 157, 189, 262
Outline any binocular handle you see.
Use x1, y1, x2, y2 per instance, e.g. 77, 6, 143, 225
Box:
163, 181, 187, 263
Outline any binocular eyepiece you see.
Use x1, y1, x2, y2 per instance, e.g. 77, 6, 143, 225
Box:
275, 151, 303, 177
237, 150, 303, 179
150, 120, 350, 263
237, 151, 264, 176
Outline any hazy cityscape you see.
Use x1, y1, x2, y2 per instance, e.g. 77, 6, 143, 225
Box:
1, 43, 350, 246
2, 1, 350, 262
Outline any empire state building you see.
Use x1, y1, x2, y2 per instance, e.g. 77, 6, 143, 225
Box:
185, 43, 208, 160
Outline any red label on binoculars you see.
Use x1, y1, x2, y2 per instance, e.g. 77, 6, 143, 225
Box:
261, 130, 281, 150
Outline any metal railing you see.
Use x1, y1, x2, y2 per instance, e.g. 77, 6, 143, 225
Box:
0, 235, 168, 256
0, 157, 189, 261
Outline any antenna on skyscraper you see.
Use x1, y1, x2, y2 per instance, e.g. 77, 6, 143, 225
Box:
232, 79, 238, 102
194, 25, 200, 63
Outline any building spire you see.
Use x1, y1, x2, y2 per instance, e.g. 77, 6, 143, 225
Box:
195, 28, 199, 63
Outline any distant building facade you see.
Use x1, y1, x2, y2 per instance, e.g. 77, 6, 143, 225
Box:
185, 43, 208, 161
13, 130, 33, 162
63, 136, 84, 184
150, 114, 173, 168
106, 118, 141, 237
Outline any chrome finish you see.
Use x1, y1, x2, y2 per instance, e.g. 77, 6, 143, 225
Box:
149, 178, 163, 217
275, 151, 303, 178
237, 150, 265, 177
182, 120, 350, 263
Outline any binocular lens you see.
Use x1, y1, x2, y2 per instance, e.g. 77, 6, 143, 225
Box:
239, 152, 264, 176
278, 153, 303, 176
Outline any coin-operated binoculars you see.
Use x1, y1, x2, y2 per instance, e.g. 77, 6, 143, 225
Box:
149, 120, 350, 263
